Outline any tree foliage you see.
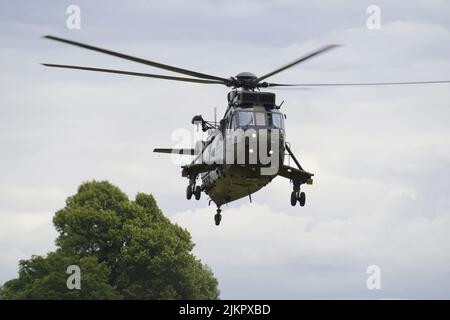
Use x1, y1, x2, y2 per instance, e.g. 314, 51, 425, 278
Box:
0, 252, 117, 299
0, 181, 219, 299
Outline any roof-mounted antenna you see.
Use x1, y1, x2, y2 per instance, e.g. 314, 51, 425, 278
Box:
214, 107, 217, 128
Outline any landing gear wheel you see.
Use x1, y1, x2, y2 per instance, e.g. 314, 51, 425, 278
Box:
214, 214, 222, 226
290, 191, 297, 206
299, 192, 306, 207
186, 185, 193, 200
194, 186, 201, 200
215, 209, 222, 226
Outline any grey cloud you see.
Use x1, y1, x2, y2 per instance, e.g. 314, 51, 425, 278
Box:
0, 0, 449, 298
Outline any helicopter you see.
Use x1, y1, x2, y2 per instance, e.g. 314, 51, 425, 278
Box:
42, 35, 450, 226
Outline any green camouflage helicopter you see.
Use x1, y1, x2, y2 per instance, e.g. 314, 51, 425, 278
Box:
43, 35, 450, 225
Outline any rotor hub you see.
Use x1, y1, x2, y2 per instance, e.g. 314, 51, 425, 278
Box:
235, 72, 257, 80
228, 72, 259, 89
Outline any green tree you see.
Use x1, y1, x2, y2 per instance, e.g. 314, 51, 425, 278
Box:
0, 181, 219, 300
0, 252, 117, 299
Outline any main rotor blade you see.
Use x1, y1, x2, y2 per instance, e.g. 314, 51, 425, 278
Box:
153, 148, 198, 155
267, 80, 450, 87
42, 64, 225, 84
43, 35, 228, 82
255, 44, 340, 82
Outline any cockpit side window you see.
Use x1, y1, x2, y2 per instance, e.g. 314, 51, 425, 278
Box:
271, 113, 284, 129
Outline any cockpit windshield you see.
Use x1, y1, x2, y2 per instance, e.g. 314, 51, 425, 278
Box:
234, 110, 282, 129
236, 111, 266, 127
237, 111, 255, 126
255, 112, 266, 126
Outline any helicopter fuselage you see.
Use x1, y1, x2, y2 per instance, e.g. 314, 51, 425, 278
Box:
172, 89, 313, 225
202, 164, 276, 207
194, 102, 286, 206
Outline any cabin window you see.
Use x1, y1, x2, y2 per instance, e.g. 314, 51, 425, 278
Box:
237, 111, 255, 127
271, 113, 284, 129
255, 112, 266, 126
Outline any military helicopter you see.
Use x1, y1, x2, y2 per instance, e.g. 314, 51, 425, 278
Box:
42, 35, 450, 226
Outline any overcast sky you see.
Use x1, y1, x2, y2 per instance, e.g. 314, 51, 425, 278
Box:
1, 0, 450, 299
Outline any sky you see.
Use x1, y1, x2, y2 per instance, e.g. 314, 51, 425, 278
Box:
1, 0, 450, 299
